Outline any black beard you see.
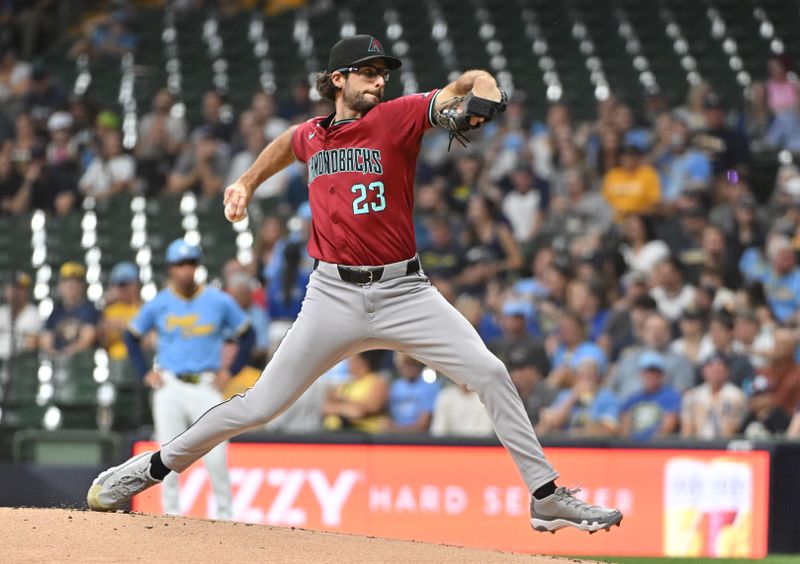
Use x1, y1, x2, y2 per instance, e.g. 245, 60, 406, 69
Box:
344, 87, 380, 113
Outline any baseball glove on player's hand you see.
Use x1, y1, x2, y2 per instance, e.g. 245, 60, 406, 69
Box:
433, 89, 509, 150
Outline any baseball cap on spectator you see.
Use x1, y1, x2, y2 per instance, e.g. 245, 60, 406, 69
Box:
6, 271, 31, 288
703, 352, 729, 369
639, 350, 666, 373
165, 239, 201, 265
620, 143, 644, 156
507, 348, 540, 370
570, 345, 608, 375
502, 300, 534, 319
47, 111, 73, 132
109, 262, 139, 285
96, 110, 120, 130
326, 34, 402, 73
59, 261, 86, 279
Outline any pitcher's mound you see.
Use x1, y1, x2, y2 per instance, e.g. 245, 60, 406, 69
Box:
0, 507, 603, 563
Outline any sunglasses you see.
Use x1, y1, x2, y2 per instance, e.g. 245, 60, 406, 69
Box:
337, 65, 390, 82
170, 259, 199, 267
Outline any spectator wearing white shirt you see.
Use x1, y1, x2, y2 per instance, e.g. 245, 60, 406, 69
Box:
0, 272, 42, 360
650, 256, 696, 322
670, 308, 714, 366
0, 46, 31, 109
430, 382, 494, 438
620, 214, 670, 274
501, 165, 544, 243
681, 354, 747, 439
79, 130, 136, 200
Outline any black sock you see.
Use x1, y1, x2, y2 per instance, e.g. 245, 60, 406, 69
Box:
533, 481, 557, 500
149, 451, 172, 480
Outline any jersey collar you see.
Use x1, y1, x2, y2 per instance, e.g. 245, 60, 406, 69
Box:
320, 112, 368, 129
319, 113, 336, 129
168, 283, 204, 302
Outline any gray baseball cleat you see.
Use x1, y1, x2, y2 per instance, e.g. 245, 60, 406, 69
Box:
530, 487, 623, 534
87, 451, 162, 511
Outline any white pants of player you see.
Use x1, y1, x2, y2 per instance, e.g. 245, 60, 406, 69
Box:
153, 372, 232, 519
161, 258, 558, 493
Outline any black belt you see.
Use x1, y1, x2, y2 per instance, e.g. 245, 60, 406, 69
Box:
314, 257, 420, 285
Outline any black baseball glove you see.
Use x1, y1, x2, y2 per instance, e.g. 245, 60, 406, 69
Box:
433, 89, 509, 150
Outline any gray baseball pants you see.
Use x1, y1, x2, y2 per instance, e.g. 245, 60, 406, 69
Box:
161, 257, 558, 493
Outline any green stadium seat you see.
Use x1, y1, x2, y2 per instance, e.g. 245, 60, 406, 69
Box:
12, 429, 123, 465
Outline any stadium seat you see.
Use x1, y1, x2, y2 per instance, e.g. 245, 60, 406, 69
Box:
0, 353, 47, 432
11, 429, 122, 465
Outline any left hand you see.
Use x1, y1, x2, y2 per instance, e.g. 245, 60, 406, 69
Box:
469, 77, 503, 127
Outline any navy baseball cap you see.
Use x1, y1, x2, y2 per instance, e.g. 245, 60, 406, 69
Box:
165, 239, 201, 265
327, 35, 401, 73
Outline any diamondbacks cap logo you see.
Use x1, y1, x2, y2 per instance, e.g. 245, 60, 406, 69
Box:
367, 37, 385, 55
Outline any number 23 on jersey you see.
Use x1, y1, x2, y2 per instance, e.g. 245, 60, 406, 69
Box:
351, 181, 386, 215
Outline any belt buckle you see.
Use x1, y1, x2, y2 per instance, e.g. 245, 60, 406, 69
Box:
365, 269, 375, 285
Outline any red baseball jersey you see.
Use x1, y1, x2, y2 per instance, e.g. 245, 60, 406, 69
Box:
291, 89, 440, 266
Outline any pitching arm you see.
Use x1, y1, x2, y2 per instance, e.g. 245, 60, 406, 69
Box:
223, 125, 297, 222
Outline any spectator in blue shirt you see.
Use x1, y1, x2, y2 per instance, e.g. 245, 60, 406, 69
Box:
539, 345, 619, 437
619, 351, 682, 442
762, 235, 800, 324
657, 116, 712, 204
765, 106, 800, 153
387, 353, 441, 432
547, 309, 608, 389
226, 271, 269, 367
40, 262, 100, 358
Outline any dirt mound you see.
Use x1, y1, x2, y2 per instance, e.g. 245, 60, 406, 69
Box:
0, 507, 603, 563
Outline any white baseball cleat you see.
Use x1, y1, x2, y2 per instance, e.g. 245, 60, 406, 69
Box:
87, 451, 162, 511
530, 487, 623, 534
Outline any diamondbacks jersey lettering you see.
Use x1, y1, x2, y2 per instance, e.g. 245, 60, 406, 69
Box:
307, 147, 383, 182
292, 90, 440, 266
129, 286, 249, 374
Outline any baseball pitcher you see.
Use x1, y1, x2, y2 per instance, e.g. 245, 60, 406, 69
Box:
89, 34, 622, 534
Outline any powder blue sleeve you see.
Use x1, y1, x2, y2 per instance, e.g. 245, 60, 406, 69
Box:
129, 296, 158, 336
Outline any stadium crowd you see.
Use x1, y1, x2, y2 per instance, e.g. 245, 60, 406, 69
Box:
3, 2, 800, 443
